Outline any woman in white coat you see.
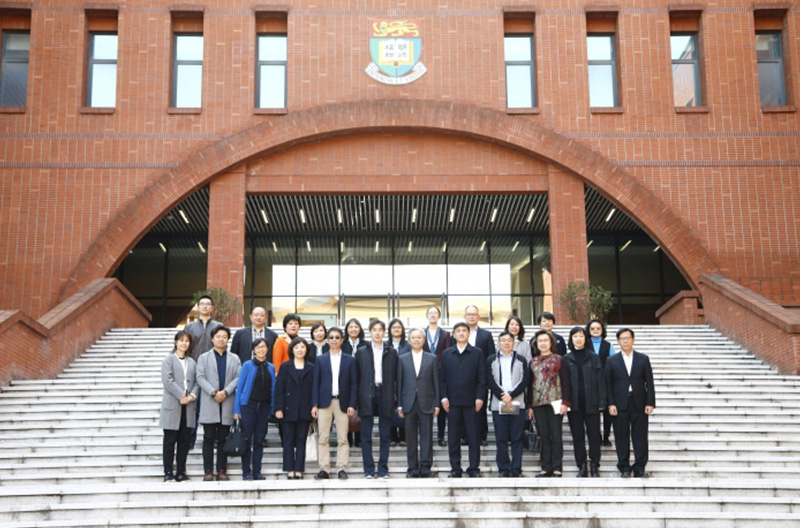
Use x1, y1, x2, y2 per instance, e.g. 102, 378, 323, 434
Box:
160, 330, 199, 482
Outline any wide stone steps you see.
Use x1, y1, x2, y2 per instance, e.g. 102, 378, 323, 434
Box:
1, 324, 799, 527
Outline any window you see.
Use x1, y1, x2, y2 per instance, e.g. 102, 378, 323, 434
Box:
257, 34, 287, 109
173, 34, 203, 107
755, 31, 786, 106
671, 33, 701, 107
587, 34, 617, 107
0, 31, 29, 106
504, 35, 535, 108
87, 33, 118, 107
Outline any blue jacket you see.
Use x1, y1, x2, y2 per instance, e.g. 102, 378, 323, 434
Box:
234, 359, 276, 415
312, 351, 358, 413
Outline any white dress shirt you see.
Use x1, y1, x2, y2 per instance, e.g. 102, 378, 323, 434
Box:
498, 352, 514, 392
372, 343, 383, 384
330, 351, 341, 397
622, 350, 634, 392
412, 350, 423, 376
468, 328, 477, 346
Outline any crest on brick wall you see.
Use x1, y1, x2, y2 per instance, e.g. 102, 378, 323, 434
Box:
365, 19, 427, 85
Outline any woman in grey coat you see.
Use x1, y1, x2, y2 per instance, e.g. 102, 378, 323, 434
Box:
160, 330, 199, 482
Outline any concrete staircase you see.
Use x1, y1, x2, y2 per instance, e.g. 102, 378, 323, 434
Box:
1, 325, 799, 527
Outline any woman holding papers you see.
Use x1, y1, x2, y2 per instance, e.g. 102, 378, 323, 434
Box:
528, 330, 571, 478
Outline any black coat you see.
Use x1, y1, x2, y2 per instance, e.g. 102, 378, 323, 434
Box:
230, 326, 279, 366
355, 342, 398, 418
439, 344, 487, 407
273, 360, 314, 422
605, 351, 656, 413
422, 327, 452, 365
563, 349, 607, 414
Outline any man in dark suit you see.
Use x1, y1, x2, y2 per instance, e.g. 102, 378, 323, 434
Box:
530, 312, 567, 356
355, 320, 398, 478
605, 328, 656, 478
422, 305, 451, 447
464, 305, 495, 445
397, 328, 439, 478
311, 327, 357, 480
440, 322, 487, 478
230, 306, 278, 366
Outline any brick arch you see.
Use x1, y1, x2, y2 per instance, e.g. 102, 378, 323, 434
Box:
59, 99, 718, 302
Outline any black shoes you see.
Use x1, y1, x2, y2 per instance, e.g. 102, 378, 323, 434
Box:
338, 470, 348, 479
163, 472, 175, 482
602, 436, 613, 447
438, 439, 447, 447
634, 471, 650, 478
467, 470, 481, 478
621, 471, 632, 478
420, 469, 433, 478
590, 464, 600, 478
448, 470, 462, 478
498, 470, 511, 478
535, 471, 551, 478
577, 464, 588, 478
315, 470, 330, 480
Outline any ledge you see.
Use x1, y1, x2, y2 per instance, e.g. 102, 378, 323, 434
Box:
675, 105, 709, 114
761, 105, 796, 114
253, 107, 287, 115
699, 274, 800, 334
0, 310, 48, 338
167, 107, 202, 114
655, 290, 701, 319
506, 107, 540, 115
79, 106, 115, 114
253, 4, 289, 15
590, 106, 623, 114
0, 106, 26, 114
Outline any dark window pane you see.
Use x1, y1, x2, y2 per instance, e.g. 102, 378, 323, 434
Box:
0, 61, 28, 106
758, 62, 786, 106
4, 32, 29, 54
506, 64, 533, 107
755, 32, 781, 60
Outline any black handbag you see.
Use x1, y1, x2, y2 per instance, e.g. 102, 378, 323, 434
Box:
524, 420, 542, 453
223, 420, 247, 456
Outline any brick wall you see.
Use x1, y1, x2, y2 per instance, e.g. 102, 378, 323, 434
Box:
656, 291, 704, 325
699, 275, 800, 375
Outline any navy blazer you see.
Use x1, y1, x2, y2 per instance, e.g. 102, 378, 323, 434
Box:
473, 327, 497, 360
230, 326, 279, 366
529, 331, 567, 356
312, 351, 357, 413
605, 350, 656, 413
342, 338, 366, 356
439, 344, 487, 407
274, 360, 314, 422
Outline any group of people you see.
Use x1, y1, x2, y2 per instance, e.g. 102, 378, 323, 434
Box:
160, 296, 656, 482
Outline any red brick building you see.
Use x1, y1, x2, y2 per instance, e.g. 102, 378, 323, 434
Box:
1, 1, 799, 380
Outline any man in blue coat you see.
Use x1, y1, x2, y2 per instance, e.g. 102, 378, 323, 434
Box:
464, 305, 495, 445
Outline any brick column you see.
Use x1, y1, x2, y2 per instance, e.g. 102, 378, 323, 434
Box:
547, 167, 590, 323
207, 171, 246, 327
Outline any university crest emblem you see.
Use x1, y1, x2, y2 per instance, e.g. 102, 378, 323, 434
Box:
365, 19, 427, 85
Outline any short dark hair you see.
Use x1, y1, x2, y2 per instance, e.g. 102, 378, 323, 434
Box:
426, 305, 441, 316
537, 312, 556, 324
585, 318, 607, 339
369, 319, 386, 332
532, 329, 557, 356
504, 316, 525, 341
344, 318, 365, 340
452, 321, 470, 334
288, 336, 309, 357
497, 330, 514, 343
210, 326, 231, 339
388, 318, 406, 343
251, 337, 269, 351
173, 330, 191, 352
327, 326, 344, 339
198, 295, 215, 306
568, 326, 591, 353
616, 327, 635, 340
283, 313, 301, 331
310, 322, 327, 340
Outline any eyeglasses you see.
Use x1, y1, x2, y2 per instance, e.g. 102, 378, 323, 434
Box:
327, 335, 342, 340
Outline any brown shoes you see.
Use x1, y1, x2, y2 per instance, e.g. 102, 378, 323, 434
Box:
203, 472, 215, 481
216, 470, 230, 481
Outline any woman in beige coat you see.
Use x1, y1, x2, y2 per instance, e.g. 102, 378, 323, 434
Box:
160, 330, 199, 482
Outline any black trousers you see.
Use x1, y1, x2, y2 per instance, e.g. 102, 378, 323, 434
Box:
613, 396, 649, 474
202, 422, 230, 474
447, 405, 480, 474
281, 420, 311, 472
567, 409, 601, 468
533, 404, 563, 473
163, 406, 191, 475
437, 408, 447, 440
603, 408, 613, 440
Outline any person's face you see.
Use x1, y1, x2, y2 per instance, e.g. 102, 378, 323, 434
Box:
250, 308, 267, 328
409, 331, 424, 350
285, 319, 300, 337
426, 308, 440, 324
464, 307, 479, 326
617, 331, 635, 353
454, 326, 469, 344
498, 335, 515, 354
370, 325, 385, 343
312, 326, 327, 342
539, 317, 554, 332
589, 322, 603, 338
507, 319, 520, 336
572, 331, 586, 350
198, 299, 213, 316
327, 332, 343, 350
347, 322, 361, 339
253, 341, 268, 361
212, 331, 229, 350
292, 343, 307, 360
175, 335, 191, 354
536, 334, 552, 354
390, 322, 403, 339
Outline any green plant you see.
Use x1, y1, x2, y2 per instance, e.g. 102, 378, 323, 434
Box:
556, 281, 614, 324
191, 287, 243, 326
